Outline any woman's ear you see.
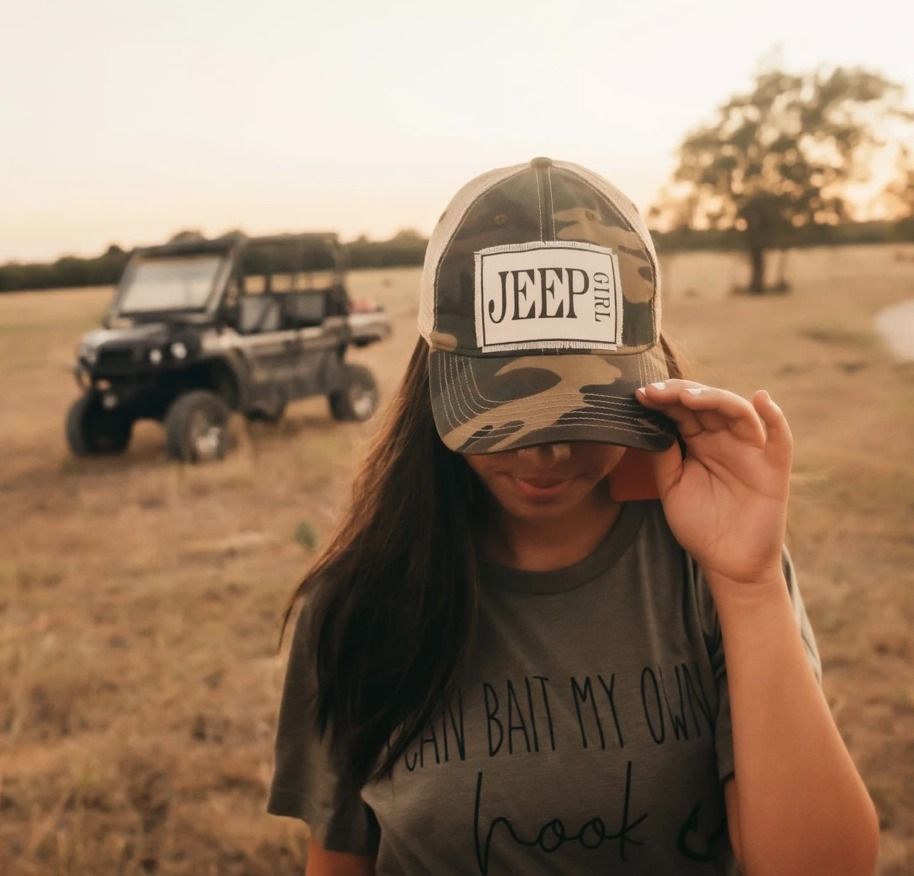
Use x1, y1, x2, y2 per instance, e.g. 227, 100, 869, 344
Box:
609, 448, 660, 502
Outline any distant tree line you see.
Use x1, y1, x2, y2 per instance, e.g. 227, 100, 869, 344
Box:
3, 217, 913, 294
0, 244, 130, 293
345, 228, 427, 269
652, 215, 914, 254
0, 230, 430, 293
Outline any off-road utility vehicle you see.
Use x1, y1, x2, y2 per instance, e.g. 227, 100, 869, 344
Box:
67, 231, 391, 462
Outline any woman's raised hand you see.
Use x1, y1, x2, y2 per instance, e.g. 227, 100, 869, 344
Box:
635, 380, 793, 598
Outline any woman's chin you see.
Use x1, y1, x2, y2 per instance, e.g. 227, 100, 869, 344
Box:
492, 478, 597, 521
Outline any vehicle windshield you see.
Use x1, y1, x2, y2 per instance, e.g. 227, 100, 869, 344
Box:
117, 254, 225, 312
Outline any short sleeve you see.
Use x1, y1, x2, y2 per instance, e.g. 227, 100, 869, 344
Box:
266, 602, 381, 856
695, 547, 822, 785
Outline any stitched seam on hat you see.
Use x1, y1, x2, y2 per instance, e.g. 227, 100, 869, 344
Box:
451, 356, 498, 425
442, 356, 461, 427
472, 399, 654, 418
468, 360, 502, 406
534, 170, 544, 240
649, 353, 661, 382
479, 417, 658, 437
453, 358, 479, 420
458, 413, 662, 443
451, 356, 484, 423
436, 354, 454, 428
453, 384, 661, 434
441, 355, 455, 425
442, 356, 464, 430
456, 358, 493, 417
460, 417, 655, 439
445, 356, 463, 425
497, 421, 650, 434
642, 347, 654, 383
648, 346, 667, 382
547, 167, 556, 240
453, 357, 490, 420
445, 357, 465, 424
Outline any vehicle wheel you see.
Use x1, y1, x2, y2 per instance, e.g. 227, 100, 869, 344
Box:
328, 364, 379, 422
165, 390, 231, 463
244, 398, 287, 423
65, 394, 133, 456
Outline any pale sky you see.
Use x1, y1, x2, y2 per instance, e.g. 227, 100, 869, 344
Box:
2, 0, 913, 263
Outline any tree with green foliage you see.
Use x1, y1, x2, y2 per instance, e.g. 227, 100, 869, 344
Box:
656, 66, 913, 293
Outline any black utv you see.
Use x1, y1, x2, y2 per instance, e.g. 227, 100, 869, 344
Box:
67, 231, 391, 462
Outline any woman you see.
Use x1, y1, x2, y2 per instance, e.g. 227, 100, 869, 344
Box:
267, 158, 878, 875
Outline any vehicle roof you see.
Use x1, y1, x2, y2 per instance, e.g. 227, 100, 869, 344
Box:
134, 231, 340, 259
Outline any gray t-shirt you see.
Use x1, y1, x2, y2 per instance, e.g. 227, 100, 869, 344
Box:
267, 500, 821, 874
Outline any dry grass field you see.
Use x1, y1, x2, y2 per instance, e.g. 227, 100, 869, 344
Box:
1, 248, 913, 874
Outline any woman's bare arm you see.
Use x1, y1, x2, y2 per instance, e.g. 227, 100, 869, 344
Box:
638, 381, 878, 875
716, 573, 878, 876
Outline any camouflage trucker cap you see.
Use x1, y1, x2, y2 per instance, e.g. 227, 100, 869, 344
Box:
419, 156, 677, 454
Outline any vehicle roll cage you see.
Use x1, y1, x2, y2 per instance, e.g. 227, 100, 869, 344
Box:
134, 231, 346, 274
108, 232, 348, 323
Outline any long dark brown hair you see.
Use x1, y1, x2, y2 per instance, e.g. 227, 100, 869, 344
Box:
279, 334, 686, 787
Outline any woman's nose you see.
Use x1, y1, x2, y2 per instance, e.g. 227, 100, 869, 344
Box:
515, 443, 572, 467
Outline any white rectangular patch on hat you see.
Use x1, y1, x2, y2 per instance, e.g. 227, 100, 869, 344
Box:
474, 241, 624, 352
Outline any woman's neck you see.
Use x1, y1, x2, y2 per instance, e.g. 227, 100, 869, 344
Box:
481, 484, 623, 572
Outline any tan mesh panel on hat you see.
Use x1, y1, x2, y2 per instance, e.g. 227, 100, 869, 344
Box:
418, 163, 528, 343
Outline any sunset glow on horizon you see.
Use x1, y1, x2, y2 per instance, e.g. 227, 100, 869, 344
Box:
3, 0, 913, 263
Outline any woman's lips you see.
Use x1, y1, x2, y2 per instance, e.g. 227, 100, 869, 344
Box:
508, 475, 578, 501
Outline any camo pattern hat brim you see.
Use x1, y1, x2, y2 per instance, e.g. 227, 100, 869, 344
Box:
419, 157, 677, 454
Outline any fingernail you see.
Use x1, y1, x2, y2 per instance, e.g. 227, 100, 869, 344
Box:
686, 388, 703, 396
650, 381, 666, 390
636, 387, 647, 396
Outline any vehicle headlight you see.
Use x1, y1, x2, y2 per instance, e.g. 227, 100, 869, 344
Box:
77, 342, 98, 365
170, 341, 188, 360
148, 348, 163, 365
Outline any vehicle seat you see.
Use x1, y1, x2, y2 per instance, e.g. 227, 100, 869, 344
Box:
238, 295, 281, 333
324, 284, 350, 317
282, 292, 327, 328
